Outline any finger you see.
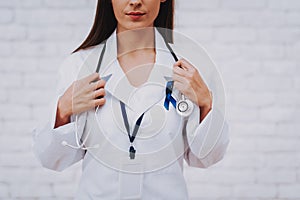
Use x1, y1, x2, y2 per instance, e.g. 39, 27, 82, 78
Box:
172, 73, 186, 84
93, 98, 106, 107
93, 88, 106, 99
173, 65, 186, 75
177, 58, 195, 72
173, 60, 184, 69
84, 72, 100, 84
89, 79, 106, 91
173, 81, 187, 94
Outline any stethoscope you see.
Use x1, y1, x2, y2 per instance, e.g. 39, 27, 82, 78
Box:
62, 32, 194, 150
163, 39, 194, 117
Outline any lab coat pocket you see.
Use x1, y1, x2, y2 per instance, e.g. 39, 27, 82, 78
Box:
119, 160, 144, 200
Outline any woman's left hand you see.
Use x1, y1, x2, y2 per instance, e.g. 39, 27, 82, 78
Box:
172, 58, 212, 121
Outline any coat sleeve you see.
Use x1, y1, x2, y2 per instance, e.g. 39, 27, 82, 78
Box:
183, 92, 230, 168
32, 53, 87, 172
183, 75, 229, 168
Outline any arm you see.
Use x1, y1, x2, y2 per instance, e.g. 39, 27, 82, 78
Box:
183, 104, 229, 168
32, 54, 85, 171
32, 53, 106, 171
173, 58, 229, 168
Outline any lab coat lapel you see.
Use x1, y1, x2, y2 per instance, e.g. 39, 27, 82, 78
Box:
97, 28, 178, 118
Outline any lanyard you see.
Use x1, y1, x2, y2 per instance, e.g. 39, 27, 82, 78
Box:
95, 32, 179, 159
120, 101, 144, 159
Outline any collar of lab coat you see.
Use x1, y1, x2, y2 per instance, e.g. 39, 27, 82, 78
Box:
98, 28, 175, 114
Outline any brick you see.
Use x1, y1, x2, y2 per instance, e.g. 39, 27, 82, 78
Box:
227, 106, 259, 123
6, 88, 54, 106
32, 105, 51, 120
279, 184, 300, 198
15, 9, 94, 26
57, 41, 82, 56
256, 169, 297, 184
10, 184, 53, 198
0, 25, 27, 41
256, 137, 300, 152
221, 0, 267, 10
286, 12, 300, 26
2, 119, 36, 135
286, 43, 300, 60
0, 89, 8, 103
8, 88, 53, 106
240, 44, 286, 60
44, 0, 87, 8
271, 92, 300, 107
0, 1, 17, 8
239, 11, 286, 27
295, 77, 300, 90
0, 104, 31, 120
226, 137, 257, 152
23, 72, 57, 89
276, 123, 300, 137
270, 0, 300, 11
0, 152, 39, 168
259, 106, 297, 123
0, 58, 38, 72
233, 184, 277, 198
13, 41, 58, 57
246, 76, 293, 92
205, 44, 241, 61
221, 58, 261, 77
14, 0, 43, 8
261, 60, 298, 75
177, 28, 214, 43
215, 28, 257, 43
0, 73, 23, 89
0, 9, 14, 24
185, 168, 255, 184
15, 9, 62, 25
233, 92, 275, 108
27, 26, 74, 42
221, 153, 265, 169
36, 58, 62, 72
178, 11, 240, 28
257, 28, 300, 44
0, 42, 13, 57
177, 0, 220, 10
230, 122, 276, 136
0, 135, 32, 152
264, 153, 300, 168
188, 184, 231, 198
0, 183, 9, 198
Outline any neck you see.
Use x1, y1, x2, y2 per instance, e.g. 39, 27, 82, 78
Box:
116, 27, 155, 56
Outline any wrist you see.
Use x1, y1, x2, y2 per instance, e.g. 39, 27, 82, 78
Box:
57, 96, 72, 120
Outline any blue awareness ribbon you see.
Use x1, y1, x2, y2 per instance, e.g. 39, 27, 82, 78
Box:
164, 81, 177, 110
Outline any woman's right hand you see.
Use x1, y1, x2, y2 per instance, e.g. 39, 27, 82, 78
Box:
54, 73, 106, 128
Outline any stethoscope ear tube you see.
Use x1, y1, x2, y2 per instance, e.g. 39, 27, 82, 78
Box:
163, 38, 194, 117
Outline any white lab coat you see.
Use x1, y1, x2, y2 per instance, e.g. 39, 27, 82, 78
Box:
32, 28, 229, 200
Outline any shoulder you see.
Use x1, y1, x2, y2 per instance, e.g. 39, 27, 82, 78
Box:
58, 43, 105, 77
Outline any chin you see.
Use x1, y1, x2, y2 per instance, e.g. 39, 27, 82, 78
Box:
119, 22, 154, 32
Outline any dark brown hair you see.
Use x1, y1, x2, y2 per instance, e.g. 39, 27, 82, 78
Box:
72, 0, 174, 53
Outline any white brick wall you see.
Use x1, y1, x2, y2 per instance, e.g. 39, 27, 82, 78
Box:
0, 0, 299, 199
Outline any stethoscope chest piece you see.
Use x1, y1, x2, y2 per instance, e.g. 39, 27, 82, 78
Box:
176, 95, 194, 117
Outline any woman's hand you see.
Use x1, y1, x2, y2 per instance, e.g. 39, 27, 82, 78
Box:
172, 58, 212, 122
55, 73, 106, 128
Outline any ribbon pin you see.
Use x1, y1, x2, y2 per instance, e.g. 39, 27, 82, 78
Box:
164, 81, 177, 110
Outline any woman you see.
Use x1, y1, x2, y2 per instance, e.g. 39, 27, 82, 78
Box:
33, 0, 229, 199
